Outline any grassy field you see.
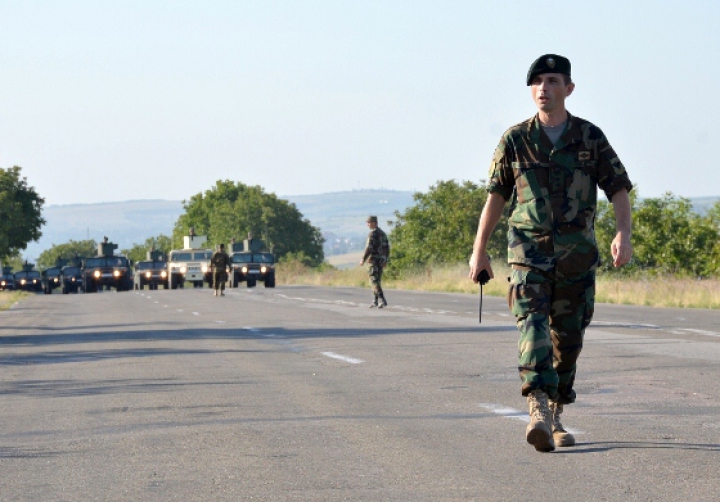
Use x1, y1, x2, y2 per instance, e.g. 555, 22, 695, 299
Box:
0, 291, 26, 311
277, 262, 720, 309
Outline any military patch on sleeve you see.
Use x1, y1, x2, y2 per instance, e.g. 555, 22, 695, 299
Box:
578, 151, 591, 161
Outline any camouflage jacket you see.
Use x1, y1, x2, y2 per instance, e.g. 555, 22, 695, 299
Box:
487, 113, 632, 277
363, 228, 390, 265
210, 251, 231, 270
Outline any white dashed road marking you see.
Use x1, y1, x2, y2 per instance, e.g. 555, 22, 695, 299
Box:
321, 352, 364, 364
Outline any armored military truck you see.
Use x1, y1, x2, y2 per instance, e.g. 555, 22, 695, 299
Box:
134, 249, 169, 290
41, 259, 67, 294
168, 232, 213, 289
82, 240, 133, 293
14, 262, 43, 292
60, 264, 83, 294
229, 238, 276, 288
0, 265, 15, 291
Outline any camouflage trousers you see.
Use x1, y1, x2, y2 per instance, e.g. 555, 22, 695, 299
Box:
367, 264, 384, 299
507, 265, 596, 404
213, 270, 227, 291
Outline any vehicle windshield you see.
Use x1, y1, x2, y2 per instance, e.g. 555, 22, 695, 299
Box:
62, 267, 80, 275
170, 252, 193, 262
194, 251, 212, 260
232, 253, 253, 264
137, 261, 166, 270
15, 271, 40, 279
44, 268, 61, 276
253, 253, 274, 263
86, 257, 128, 268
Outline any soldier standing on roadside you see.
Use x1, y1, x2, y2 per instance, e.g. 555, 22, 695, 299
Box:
469, 54, 633, 452
360, 216, 390, 308
211, 243, 231, 297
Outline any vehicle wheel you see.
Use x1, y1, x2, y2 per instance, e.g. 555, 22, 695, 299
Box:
232, 275, 239, 288
264, 274, 275, 288
247, 278, 256, 288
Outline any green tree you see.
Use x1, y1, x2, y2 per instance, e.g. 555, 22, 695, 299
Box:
173, 180, 324, 266
389, 180, 508, 272
37, 240, 97, 269
0, 166, 45, 262
122, 234, 173, 264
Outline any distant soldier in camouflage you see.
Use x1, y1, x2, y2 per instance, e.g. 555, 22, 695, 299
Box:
360, 216, 390, 308
469, 54, 633, 452
210, 243, 231, 297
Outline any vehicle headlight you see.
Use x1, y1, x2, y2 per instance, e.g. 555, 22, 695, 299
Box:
113, 270, 120, 277
145, 272, 152, 278
54, 278, 59, 282
260, 266, 267, 273
201, 265, 208, 273
72, 277, 76, 282
33, 279, 38, 284
241, 266, 248, 273
161, 271, 167, 278
94, 271, 101, 278
1, 281, 5, 286
180, 266, 187, 274
21, 279, 27, 285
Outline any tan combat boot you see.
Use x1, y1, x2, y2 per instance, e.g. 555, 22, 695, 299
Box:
549, 401, 575, 447
213, 290, 218, 297
526, 390, 555, 452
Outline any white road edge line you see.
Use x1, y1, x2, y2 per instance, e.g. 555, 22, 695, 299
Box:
478, 403, 584, 435
321, 352, 364, 364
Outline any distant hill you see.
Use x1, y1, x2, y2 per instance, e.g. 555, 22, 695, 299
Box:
21, 190, 416, 261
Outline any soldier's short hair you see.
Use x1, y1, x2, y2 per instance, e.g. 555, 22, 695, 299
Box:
366, 216, 378, 223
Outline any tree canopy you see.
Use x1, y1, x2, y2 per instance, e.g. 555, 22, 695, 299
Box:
122, 234, 173, 264
173, 180, 324, 266
36, 240, 97, 269
389, 180, 508, 272
595, 193, 720, 277
0, 166, 45, 262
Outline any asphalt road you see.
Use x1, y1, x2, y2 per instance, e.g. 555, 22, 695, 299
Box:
1, 285, 719, 501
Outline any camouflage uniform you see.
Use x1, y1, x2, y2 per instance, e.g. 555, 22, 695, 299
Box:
210, 249, 231, 292
488, 113, 632, 404
362, 226, 390, 304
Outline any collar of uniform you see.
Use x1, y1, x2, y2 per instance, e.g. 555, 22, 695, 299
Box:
527, 112, 582, 153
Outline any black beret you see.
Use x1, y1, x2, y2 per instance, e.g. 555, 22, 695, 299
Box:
526, 54, 571, 86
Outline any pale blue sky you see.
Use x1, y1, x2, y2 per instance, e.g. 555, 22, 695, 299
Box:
2, 0, 718, 205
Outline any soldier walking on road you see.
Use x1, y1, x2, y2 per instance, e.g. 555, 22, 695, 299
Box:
211, 244, 231, 297
360, 216, 390, 308
469, 54, 633, 452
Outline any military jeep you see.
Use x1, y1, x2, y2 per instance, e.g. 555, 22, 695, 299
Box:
0, 265, 15, 291
134, 250, 169, 290
14, 262, 42, 292
41, 259, 67, 294
60, 264, 83, 294
168, 233, 213, 289
229, 239, 276, 288
82, 240, 133, 293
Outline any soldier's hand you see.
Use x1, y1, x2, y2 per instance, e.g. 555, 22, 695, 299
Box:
469, 253, 494, 284
359, 260, 364, 266
611, 232, 633, 268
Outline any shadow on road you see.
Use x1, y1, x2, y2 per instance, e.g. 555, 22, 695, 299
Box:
560, 441, 720, 453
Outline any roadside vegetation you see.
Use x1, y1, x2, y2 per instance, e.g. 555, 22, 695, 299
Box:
0, 291, 26, 311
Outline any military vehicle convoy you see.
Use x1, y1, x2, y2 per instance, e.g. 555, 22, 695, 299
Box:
168, 231, 213, 289
14, 262, 43, 292
0, 265, 15, 291
134, 249, 168, 290
82, 240, 133, 293
229, 238, 276, 288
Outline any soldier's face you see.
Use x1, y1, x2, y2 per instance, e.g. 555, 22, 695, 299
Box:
530, 73, 574, 113
367, 221, 377, 229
